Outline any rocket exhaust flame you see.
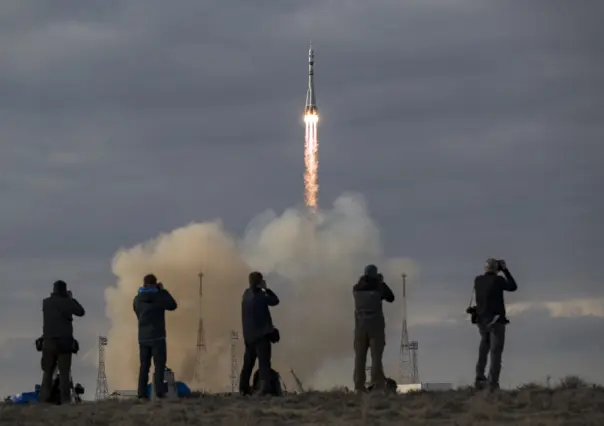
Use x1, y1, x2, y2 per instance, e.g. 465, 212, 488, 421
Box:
304, 43, 319, 210
304, 113, 319, 209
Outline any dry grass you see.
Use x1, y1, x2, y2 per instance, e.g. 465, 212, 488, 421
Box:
2, 384, 604, 425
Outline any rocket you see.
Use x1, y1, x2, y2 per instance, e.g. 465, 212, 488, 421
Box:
304, 43, 317, 115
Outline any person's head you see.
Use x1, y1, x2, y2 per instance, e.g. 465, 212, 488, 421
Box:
143, 274, 158, 287
249, 271, 264, 288
364, 264, 379, 278
484, 258, 499, 273
52, 280, 68, 296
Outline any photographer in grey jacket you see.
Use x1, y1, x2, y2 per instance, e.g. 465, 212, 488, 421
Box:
352, 265, 395, 393
471, 258, 517, 391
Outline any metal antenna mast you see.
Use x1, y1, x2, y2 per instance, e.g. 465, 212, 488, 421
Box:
399, 273, 417, 384
230, 330, 239, 392
95, 336, 109, 400
193, 272, 206, 383
410, 340, 419, 383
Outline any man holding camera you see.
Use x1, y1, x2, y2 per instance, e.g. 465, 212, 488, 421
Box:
40, 280, 86, 404
133, 274, 177, 400
239, 271, 280, 396
472, 258, 517, 391
353, 264, 395, 393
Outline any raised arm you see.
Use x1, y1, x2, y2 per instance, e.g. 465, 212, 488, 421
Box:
381, 282, 395, 303
264, 289, 280, 306
500, 269, 518, 292
160, 289, 178, 311
69, 298, 86, 317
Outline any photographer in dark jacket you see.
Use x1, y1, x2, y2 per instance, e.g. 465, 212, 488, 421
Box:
239, 271, 280, 396
353, 265, 395, 393
133, 274, 177, 399
473, 258, 517, 390
40, 280, 85, 404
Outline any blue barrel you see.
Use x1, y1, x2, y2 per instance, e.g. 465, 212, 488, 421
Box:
146, 381, 191, 397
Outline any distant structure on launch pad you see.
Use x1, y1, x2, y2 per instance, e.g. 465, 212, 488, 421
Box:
399, 273, 420, 384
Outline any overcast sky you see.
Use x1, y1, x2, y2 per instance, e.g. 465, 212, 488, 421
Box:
1, 0, 602, 397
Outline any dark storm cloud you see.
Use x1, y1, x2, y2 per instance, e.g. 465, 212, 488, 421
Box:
0, 0, 602, 391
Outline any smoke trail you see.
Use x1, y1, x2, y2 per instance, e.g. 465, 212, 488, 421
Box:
304, 113, 319, 209
104, 193, 418, 391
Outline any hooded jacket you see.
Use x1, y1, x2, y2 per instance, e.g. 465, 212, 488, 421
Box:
133, 286, 177, 343
42, 291, 86, 338
353, 275, 395, 332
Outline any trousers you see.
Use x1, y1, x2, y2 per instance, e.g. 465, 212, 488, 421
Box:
476, 322, 506, 385
40, 337, 73, 404
353, 327, 386, 390
239, 337, 272, 395
137, 339, 167, 398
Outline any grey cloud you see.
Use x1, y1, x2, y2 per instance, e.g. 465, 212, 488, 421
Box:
404, 308, 604, 387
0, 0, 602, 392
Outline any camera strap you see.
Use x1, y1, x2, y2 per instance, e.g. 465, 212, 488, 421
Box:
467, 288, 475, 308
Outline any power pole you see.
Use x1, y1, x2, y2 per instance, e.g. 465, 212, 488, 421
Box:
193, 272, 206, 383
95, 336, 109, 400
230, 330, 239, 392
399, 273, 413, 384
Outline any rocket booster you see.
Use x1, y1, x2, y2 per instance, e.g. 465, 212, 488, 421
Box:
304, 43, 317, 115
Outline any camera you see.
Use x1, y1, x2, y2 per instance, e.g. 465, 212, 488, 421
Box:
495, 259, 505, 271
466, 306, 477, 324
73, 383, 85, 395
72, 383, 84, 403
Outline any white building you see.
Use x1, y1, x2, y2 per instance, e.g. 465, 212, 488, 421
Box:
396, 382, 453, 394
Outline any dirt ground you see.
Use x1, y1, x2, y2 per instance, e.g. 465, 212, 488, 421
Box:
2, 385, 603, 426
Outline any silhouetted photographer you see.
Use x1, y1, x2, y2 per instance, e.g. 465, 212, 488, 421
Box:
239, 271, 280, 396
352, 265, 395, 393
133, 274, 178, 400
467, 258, 517, 391
39, 280, 85, 404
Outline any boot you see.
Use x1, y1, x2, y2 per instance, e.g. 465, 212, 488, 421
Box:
474, 376, 488, 390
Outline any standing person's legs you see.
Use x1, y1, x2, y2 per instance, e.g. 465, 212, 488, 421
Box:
57, 352, 73, 404
369, 330, 386, 389
475, 323, 490, 388
137, 342, 153, 398
152, 339, 167, 397
40, 339, 59, 403
488, 323, 506, 389
239, 342, 258, 395
353, 328, 370, 391
256, 337, 272, 394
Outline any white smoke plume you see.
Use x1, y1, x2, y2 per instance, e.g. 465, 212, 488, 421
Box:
104, 193, 418, 391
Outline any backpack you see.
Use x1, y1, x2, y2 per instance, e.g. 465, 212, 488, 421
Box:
251, 368, 283, 396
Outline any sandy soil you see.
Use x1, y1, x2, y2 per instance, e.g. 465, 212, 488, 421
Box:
2, 385, 603, 425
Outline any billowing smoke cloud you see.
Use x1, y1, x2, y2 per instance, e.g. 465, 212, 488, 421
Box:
104, 193, 418, 391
